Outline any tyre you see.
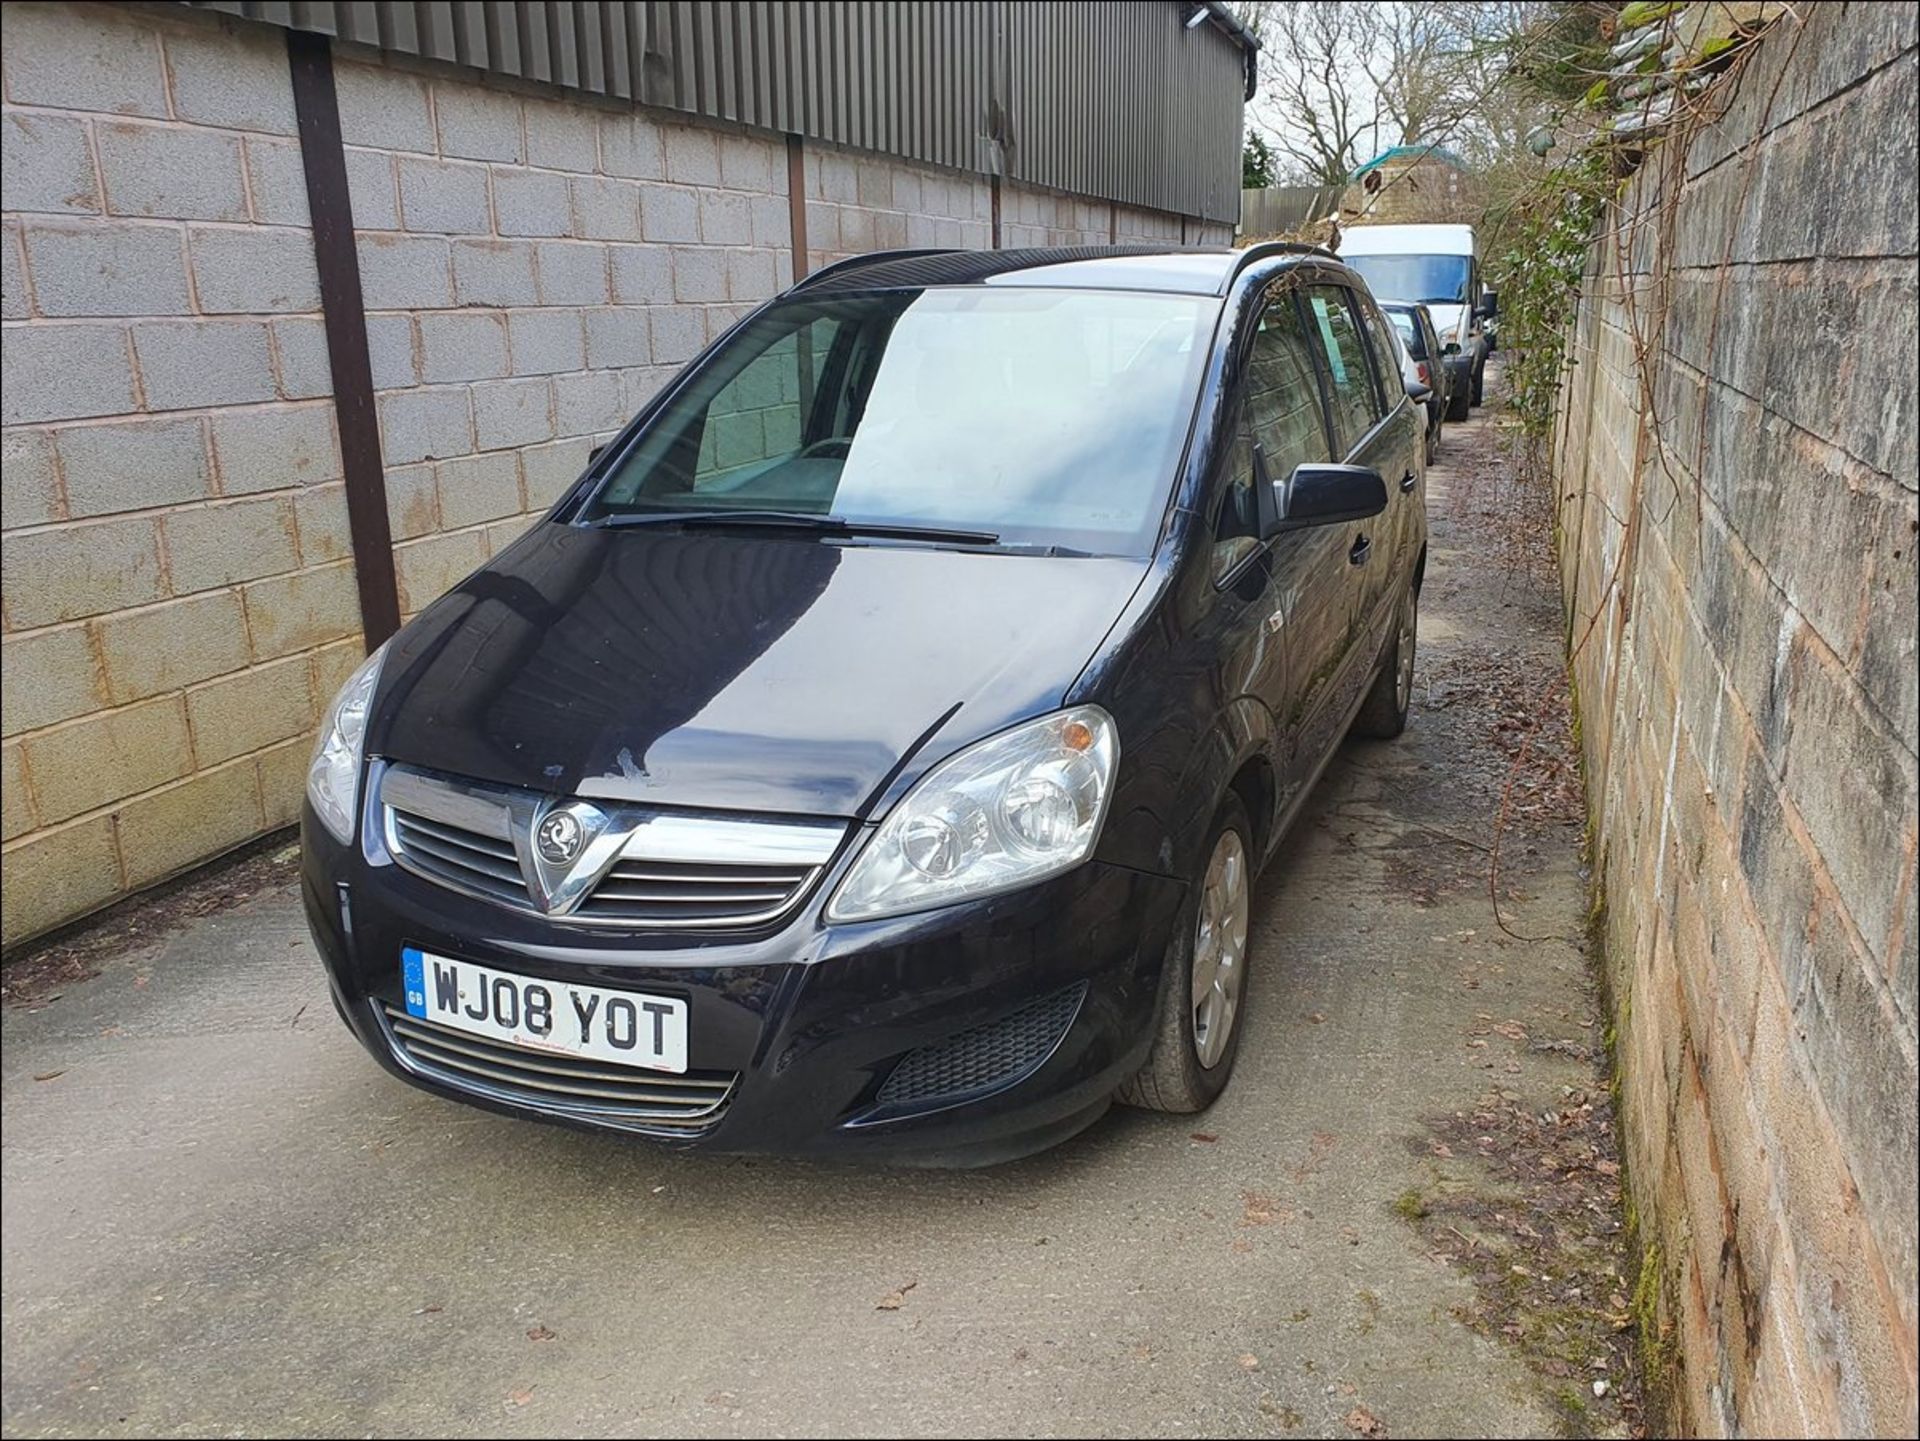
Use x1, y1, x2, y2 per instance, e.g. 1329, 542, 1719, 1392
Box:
1352, 583, 1418, 740
1117, 794, 1254, 1114
1445, 379, 1470, 422
1470, 363, 1485, 407
1426, 415, 1441, 466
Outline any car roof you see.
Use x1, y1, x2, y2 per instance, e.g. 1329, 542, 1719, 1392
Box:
1337, 222, 1477, 257
788, 244, 1338, 299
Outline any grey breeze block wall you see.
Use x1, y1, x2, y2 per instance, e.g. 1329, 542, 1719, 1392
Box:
1554, 4, 1917, 1435
0, 1, 1237, 947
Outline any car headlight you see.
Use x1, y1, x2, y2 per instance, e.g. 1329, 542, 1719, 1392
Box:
306, 642, 388, 844
827, 706, 1118, 922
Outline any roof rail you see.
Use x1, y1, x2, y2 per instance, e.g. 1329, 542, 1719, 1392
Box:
1225, 239, 1338, 289
789, 248, 961, 294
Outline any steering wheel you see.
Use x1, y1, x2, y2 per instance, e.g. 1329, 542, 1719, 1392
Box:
796, 437, 854, 460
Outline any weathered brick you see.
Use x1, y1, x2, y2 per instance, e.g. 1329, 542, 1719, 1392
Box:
525, 99, 599, 172
485, 514, 537, 556
333, 62, 436, 154
398, 157, 492, 235
601, 115, 664, 180
699, 189, 753, 246
507, 309, 585, 376
472, 376, 553, 451
520, 436, 592, 507
343, 149, 399, 230
210, 404, 341, 493
611, 243, 672, 304
553, 369, 626, 437
378, 387, 472, 465
727, 248, 779, 302
2, 744, 30, 842
2, 429, 63, 528
242, 563, 359, 660
244, 138, 311, 227
163, 494, 299, 592
95, 589, 249, 703
395, 528, 488, 613
189, 226, 321, 313
270, 317, 333, 400
163, 21, 297, 135
417, 311, 510, 383
23, 222, 190, 317
493, 167, 572, 238
186, 654, 314, 766
671, 246, 729, 303
0, 815, 121, 947
2, 516, 162, 628
585, 307, 650, 368
56, 415, 210, 518
364, 313, 417, 390
292, 482, 352, 565
718, 133, 777, 193
750, 193, 790, 249
534, 241, 609, 305
355, 234, 452, 310
572, 177, 642, 241
2, 224, 24, 320
648, 305, 706, 364
133, 320, 276, 410
640, 183, 700, 243
2, 111, 101, 215
436, 451, 522, 529
24, 695, 192, 824
1, 4, 169, 117
1, 625, 105, 737
435, 85, 524, 163
97, 122, 247, 221
662, 126, 721, 187
256, 734, 310, 827
383, 464, 439, 539
452, 239, 538, 307
624, 365, 676, 417
115, 759, 263, 890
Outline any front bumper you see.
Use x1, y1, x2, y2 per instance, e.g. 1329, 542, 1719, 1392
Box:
302, 802, 1186, 1165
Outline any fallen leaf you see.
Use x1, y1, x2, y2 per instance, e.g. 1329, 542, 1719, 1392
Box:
1340, 1225, 1361, 1246
505, 1388, 535, 1409
1490, 1020, 1528, 1041
1238, 1353, 1261, 1372
1595, 1158, 1620, 1175
32, 1070, 65, 1082
1308, 1011, 1328, 1024
1241, 1190, 1280, 1225
1429, 1142, 1453, 1158
526, 1325, 556, 1342
875, 1279, 919, 1310
1230, 1238, 1254, 1253
1346, 1404, 1384, 1435
413, 1304, 443, 1316
1190, 1131, 1219, 1143
1337, 1381, 1358, 1396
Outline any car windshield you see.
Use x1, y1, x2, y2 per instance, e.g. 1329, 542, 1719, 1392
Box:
1384, 310, 1426, 358
581, 286, 1218, 555
1343, 253, 1470, 306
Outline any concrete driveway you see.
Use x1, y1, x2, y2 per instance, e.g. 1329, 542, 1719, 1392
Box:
2, 389, 1638, 1439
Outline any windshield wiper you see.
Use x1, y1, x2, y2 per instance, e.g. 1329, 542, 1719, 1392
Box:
591, 510, 1000, 546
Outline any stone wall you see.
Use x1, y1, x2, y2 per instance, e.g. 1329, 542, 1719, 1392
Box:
1554, 4, 1917, 1433
1, 1, 1238, 948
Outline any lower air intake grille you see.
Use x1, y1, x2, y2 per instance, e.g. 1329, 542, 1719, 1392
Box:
379, 1004, 736, 1132
876, 982, 1087, 1108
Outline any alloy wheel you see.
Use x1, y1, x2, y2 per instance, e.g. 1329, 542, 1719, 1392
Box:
1190, 828, 1250, 1069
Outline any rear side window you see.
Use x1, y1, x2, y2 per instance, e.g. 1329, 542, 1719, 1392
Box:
1355, 294, 1406, 405
1386, 311, 1425, 360
1305, 286, 1383, 453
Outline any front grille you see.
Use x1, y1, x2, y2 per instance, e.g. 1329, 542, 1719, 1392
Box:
378, 764, 845, 929
379, 1004, 736, 1132
876, 982, 1087, 1108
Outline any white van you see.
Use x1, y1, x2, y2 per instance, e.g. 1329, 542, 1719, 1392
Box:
1337, 223, 1494, 421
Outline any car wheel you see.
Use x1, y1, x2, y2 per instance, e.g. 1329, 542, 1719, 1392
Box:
1352, 583, 1418, 740
1426, 419, 1440, 466
1470, 364, 1485, 407
1116, 794, 1254, 1114
1445, 381, 1470, 422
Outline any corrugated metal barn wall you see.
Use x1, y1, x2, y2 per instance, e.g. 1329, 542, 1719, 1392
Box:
185, 0, 1246, 222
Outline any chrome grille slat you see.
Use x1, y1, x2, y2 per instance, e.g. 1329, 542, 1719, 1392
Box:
379, 1005, 736, 1129
379, 764, 844, 929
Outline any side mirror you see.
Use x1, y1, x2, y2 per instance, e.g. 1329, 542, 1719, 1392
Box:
1405, 379, 1433, 404
1265, 463, 1389, 537
1441, 340, 1461, 356
1477, 288, 1499, 319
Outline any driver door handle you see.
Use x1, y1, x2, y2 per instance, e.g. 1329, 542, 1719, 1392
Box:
1349, 534, 1372, 566
1400, 469, 1417, 493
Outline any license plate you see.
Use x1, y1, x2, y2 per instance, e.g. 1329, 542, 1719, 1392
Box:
401, 947, 688, 1073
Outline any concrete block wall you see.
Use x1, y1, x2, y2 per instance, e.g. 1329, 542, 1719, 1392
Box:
1, 2, 359, 943
1, 3, 1239, 948
1554, 5, 1918, 1434
331, 48, 795, 617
